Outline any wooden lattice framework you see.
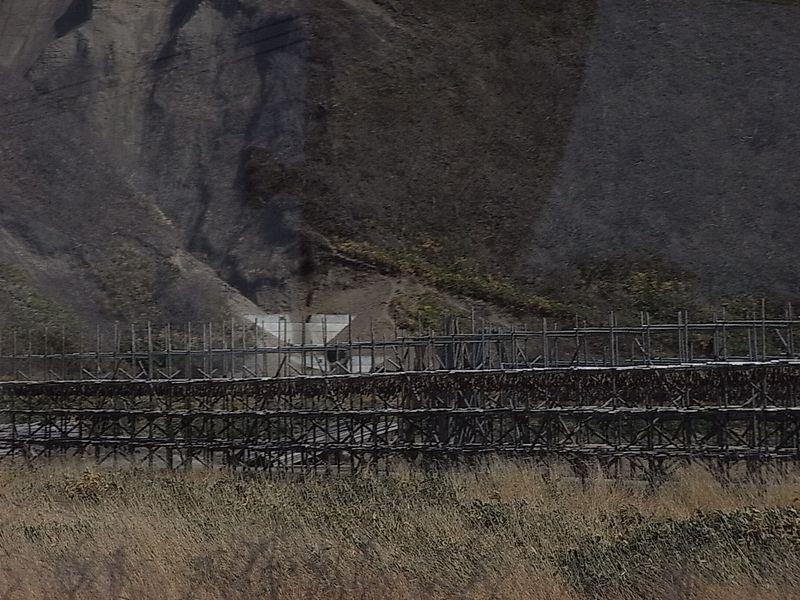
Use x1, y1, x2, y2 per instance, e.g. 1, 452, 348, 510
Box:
0, 306, 798, 381
1, 362, 799, 475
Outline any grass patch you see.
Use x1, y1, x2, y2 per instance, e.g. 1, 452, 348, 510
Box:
563, 507, 800, 598
334, 240, 573, 318
389, 291, 466, 334
93, 241, 179, 322
0, 263, 81, 340
0, 462, 799, 598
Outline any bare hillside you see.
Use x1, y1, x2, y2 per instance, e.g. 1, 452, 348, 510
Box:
0, 0, 797, 329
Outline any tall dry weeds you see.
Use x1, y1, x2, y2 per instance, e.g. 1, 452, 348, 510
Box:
0, 461, 798, 599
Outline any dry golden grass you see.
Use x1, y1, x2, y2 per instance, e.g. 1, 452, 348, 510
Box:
0, 460, 798, 599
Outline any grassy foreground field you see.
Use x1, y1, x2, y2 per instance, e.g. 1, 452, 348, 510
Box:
0, 462, 799, 599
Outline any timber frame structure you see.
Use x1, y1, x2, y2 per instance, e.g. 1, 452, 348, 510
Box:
2, 362, 800, 475
0, 304, 798, 382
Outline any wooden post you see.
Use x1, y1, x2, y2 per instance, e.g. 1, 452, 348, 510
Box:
370, 319, 376, 373
27, 329, 32, 381
130, 324, 136, 379
186, 323, 192, 380
61, 324, 67, 380
95, 324, 101, 379
78, 329, 84, 381
609, 312, 616, 367
574, 316, 580, 367
682, 310, 690, 362
166, 323, 173, 378
348, 313, 353, 373
43, 326, 48, 381
553, 325, 560, 367
761, 298, 767, 361
12, 330, 16, 380
712, 312, 719, 361
481, 319, 487, 369
721, 306, 728, 361
147, 322, 153, 381
542, 318, 549, 368
220, 320, 226, 378
207, 322, 213, 379
230, 317, 235, 379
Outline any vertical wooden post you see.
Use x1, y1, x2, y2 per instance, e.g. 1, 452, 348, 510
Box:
43, 326, 48, 381
253, 318, 260, 377
296, 316, 303, 377
712, 312, 719, 361
542, 318, 549, 368
370, 318, 376, 373
275, 317, 283, 377
243, 319, 249, 378
229, 317, 235, 379
761, 298, 767, 361
721, 306, 728, 361
166, 323, 173, 378
95, 324, 101, 379
27, 329, 32, 381
147, 322, 153, 381
12, 330, 17, 380
78, 329, 83, 380
285, 316, 292, 378
186, 323, 192, 380
348, 313, 353, 373
481, 318, 487, 369
61, 324, 66, 380
220, 320, 226, 378
685, 310, 691, 362
553, 325, 560, 367
201, 323, 207, 378
111, 322, 118, 380
207, 322, 213, 379
429, 325, 436, 371
609, 312, 616, 367
130, 323, 136, 379
636, 311, 644, 363
382, 330, 388, 375
574, 316, 580, 367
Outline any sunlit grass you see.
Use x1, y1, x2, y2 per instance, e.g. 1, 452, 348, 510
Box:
0, 460, 798, 599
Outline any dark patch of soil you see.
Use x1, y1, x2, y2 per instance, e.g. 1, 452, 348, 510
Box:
54, 0, 93, 38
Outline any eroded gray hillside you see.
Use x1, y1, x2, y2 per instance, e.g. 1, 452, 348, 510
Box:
0, 0, 798, 329
528, 0, 800, 298
0, 0, 309, 325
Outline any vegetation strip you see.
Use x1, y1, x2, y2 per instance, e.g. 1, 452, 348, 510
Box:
332, 240, 573, 317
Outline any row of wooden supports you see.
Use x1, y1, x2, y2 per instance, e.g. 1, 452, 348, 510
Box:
0, 364, 797, 465
0, 305, 799, 380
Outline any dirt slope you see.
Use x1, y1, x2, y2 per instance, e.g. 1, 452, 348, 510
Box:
0, 0, 797, 329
